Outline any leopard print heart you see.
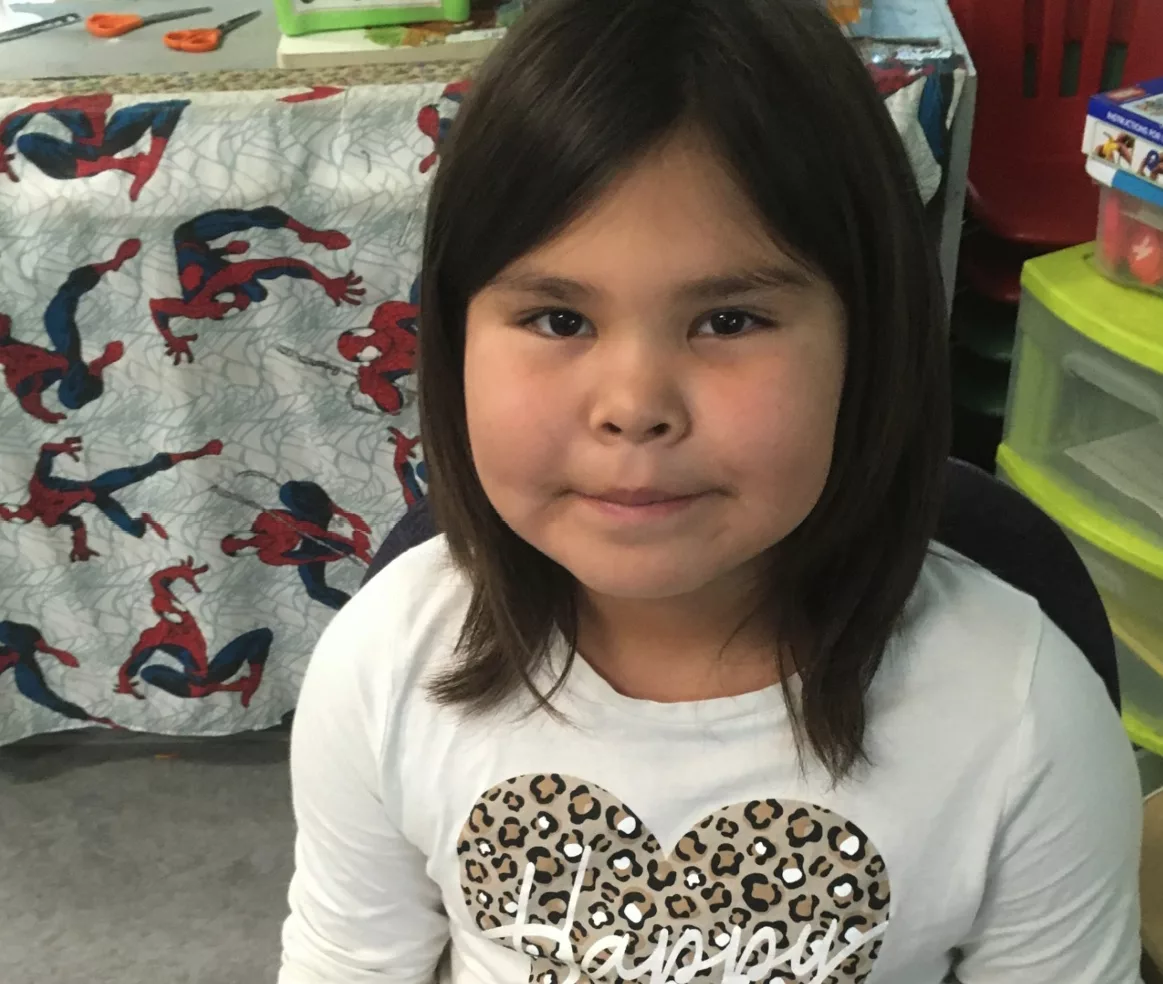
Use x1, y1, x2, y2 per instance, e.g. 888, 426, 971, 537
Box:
458, 774, 890, 984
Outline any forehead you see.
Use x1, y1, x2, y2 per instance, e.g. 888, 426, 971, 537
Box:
501, 132, 797, 288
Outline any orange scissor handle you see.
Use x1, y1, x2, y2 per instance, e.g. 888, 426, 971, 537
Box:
163, 27, 219, 53
86, 13, 144, 38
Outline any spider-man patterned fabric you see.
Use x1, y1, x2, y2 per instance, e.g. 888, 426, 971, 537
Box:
0, 82, 464, 744
0, 55, 960, 745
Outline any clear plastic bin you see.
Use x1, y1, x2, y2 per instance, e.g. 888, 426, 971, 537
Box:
1067, 530, 1163, 647
997, 466, 1163, 756
998, 244, 1163, 552
1068, 530, 1163, 758
1141, 747, 1163, 797
997, 242, 1163, 754
1095, 183, 1163, 298
1114, 625, 1163, 759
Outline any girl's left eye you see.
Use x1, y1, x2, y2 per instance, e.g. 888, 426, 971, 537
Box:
694, 310, 773, 337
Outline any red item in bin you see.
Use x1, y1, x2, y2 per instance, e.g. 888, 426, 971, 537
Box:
1127, 226, 1163, 287
1099, 192, 1128, 271
1101, 189, 1163, 290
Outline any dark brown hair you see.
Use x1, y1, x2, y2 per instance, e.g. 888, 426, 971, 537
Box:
418, 0, 950, 780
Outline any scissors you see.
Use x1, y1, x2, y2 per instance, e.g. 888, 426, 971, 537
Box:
164, 10, 261, 53
86, 7, 212, 38
0, 13, 83, 45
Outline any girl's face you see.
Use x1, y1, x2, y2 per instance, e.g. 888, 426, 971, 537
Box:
464, 132, 847, 604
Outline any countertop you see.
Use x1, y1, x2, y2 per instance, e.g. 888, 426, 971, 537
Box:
2, 0, 969, 84
2, 0, 283, 79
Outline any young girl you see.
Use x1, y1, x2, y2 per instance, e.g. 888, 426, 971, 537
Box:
279, 1, 1143, 981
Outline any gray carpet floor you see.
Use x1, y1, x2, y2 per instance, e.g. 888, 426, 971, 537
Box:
0, 731, 293, 984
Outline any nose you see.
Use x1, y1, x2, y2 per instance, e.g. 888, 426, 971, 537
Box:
589, 340, 690, 445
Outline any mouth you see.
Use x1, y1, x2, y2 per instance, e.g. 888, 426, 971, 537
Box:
575, 487, 715, 521
591, 488, 702, 506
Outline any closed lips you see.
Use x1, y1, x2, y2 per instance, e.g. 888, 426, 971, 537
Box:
586, 489, 705, 506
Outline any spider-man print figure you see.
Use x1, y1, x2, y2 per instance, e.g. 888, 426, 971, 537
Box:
418, 80, 470, 173
149, 206, 366, 365
279, 86, 345, 104
388, 428, 427, 508
0, 437, 223, 562
115, 558, 272, 707
0, 94, 188, 202
0, 238, 138, 424
0, 620, 117, 727
221, 480, 372, 611
337, 278, 419, 415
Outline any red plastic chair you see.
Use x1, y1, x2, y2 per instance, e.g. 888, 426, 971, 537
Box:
953, 0, 1163, 247
959, 227, 1051, 304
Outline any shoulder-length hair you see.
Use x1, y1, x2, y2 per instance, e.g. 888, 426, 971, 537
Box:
417, 0, 950, 781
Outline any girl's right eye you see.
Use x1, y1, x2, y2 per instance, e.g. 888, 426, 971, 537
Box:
520, 309, 593, 338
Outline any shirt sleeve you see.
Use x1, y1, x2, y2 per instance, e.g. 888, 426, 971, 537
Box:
953, 615, 1143, 984
279, 593, 450, 984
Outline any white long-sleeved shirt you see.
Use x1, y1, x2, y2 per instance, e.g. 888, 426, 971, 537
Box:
279, 536, 1143, 984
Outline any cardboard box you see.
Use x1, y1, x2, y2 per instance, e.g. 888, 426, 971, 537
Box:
1084, 77, 1163, 190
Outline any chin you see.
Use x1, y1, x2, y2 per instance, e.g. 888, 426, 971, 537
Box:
553, 546, 736, 602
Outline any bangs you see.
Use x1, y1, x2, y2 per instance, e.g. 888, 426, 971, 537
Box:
426, 0, 932, 358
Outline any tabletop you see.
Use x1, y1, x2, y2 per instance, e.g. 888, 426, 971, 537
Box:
2, 0, 283, 79
2, 0, 969, 82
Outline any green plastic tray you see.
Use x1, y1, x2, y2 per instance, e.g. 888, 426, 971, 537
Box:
273, 0, 473, 37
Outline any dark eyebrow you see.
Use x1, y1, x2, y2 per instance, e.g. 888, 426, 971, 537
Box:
675, 266, 813, 301
487, 273, 597, 303
488, 265, 812, 304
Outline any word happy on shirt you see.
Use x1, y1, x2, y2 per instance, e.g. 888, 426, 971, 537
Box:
457, 775, 891, 983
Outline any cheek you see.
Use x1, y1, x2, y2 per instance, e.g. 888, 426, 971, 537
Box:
705, 338, 844, 507
464, 327, 573, 505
